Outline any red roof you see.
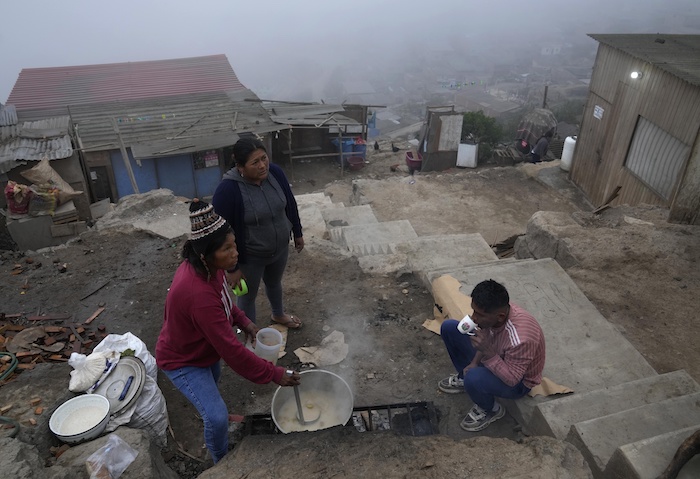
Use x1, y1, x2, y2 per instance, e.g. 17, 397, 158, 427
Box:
7, 54, 246, 111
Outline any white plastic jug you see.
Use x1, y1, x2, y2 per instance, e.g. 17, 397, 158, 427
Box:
254, 328, 283, 365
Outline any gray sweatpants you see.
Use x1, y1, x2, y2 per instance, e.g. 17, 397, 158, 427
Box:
237, 246, 289, 323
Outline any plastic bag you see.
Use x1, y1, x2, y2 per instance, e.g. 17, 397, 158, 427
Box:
92, 332, 157, 379
85, 433, 138, 479
4, 181, 32, 216
20, 158, 83, 204
92, 332, 169, 446
104, 375, 169, 447
69, 351, 121, 393
27, 185, 59, 216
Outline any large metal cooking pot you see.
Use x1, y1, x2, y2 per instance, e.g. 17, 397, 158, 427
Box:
271, 370, 353, 433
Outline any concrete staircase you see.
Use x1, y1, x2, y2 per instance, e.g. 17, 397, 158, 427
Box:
295, 192, 700, 478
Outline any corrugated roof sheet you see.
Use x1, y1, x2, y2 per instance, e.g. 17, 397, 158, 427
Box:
589, 34, 700, 87
0, 116, 73, 173
0, 104, 18, 126
7, 54, 246, 112
261, 102, 361, 127
70, 90, 281, 158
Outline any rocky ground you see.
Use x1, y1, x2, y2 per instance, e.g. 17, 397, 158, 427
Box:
1, 138, 698, 478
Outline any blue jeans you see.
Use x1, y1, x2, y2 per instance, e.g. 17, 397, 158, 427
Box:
162, 362, 229, 463
238, 246, 289, 323
441, 319, 530, 410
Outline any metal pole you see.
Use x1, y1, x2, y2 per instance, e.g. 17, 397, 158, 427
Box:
110, 117, 140, 194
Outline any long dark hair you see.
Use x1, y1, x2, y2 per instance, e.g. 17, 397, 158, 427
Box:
233, 137, 266, 167
181, 228, 232, 279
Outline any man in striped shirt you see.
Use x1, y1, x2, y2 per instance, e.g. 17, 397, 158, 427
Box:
438, 279, 545, 432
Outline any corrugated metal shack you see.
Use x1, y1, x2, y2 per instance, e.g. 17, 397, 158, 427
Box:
0, 112, 89, 218
418, 106, 464, 172
570, 34, 700, 224
7, 55, 271, 201
262, 101, 367, 176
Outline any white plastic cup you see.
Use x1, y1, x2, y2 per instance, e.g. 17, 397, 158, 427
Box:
254, 328, 283, 365
457, 315, 478, 336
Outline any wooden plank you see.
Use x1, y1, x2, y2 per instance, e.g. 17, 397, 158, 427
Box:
84, 306, 105, 325
44, 326, 66, 334
26, 314, 71, 322
80, 280, 111, 301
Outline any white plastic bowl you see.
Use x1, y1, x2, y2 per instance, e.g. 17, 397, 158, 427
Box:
49, 394, 110, 444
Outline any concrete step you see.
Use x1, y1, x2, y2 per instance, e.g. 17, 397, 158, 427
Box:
529, 370, 700, 439
336, 220, 418, 256
324, 205, 379, 245
295, 194, 343, 240
294, 192, 334, 208
605, 426, 700, 479
396, 234, 498, 288
567, 392, 700, 477
428, 258, 657, 428
321, 204, 378, 228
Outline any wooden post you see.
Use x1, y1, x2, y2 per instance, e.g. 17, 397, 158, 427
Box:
337, 129, 344, 177
543, 85, 549, 109
287, 128, 294, 182
110, 117, 139, 194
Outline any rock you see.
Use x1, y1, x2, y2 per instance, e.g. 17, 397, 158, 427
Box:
55, 427, 179, 479
0, 363, 73, 457
197, 427, 592, 479
0, 437, 67, 479
515, 211, 580, 269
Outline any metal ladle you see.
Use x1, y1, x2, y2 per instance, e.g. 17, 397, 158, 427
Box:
288, 370, 321, 425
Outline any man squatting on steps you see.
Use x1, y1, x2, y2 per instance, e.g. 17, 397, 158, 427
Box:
438, 279, 545, 432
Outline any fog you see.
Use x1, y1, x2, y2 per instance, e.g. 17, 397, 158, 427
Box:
1, 0, 698, 104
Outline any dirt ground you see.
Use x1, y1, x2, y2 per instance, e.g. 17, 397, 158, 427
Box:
1, 138, 699, 478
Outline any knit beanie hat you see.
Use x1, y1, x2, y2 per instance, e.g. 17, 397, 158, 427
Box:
189, 198, 230, 255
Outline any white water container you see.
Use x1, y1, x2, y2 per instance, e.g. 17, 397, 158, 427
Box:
561, 136, 576, 172
255, 328, 283, 365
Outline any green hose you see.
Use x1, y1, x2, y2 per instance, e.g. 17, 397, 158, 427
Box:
0, 352, 20, 438
0, 352, 18, 382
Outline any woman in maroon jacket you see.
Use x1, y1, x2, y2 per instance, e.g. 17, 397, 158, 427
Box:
156, 199, 299, 464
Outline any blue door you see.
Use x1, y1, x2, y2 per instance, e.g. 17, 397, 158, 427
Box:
156, 155, 196, 199
111, 150, 158, 198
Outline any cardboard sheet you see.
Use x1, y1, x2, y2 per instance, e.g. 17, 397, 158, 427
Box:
294, 330, 348, 366
528, 377, 574, 397
422, 274, 473, 335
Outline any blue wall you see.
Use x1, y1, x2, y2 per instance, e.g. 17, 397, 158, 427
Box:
111, 149, 223, 199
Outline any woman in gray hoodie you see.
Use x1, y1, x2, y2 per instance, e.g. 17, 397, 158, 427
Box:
212, 138, 304, 328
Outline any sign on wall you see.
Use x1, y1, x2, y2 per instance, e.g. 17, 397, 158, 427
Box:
194, 150, 220, 169
593, 105, 604, 120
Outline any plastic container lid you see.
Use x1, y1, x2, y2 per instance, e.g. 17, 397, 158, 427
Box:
93, 356, 146, 415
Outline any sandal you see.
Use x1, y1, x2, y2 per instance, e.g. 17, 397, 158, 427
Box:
271, 314, 302, 329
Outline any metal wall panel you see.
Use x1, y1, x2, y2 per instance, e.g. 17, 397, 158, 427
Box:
625, 117, 691, 199
571, 42, 700, 210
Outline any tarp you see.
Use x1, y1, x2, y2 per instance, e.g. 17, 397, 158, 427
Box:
515, 108, 557, 151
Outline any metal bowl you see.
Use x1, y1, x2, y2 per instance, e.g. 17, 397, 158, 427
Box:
49, 394, 110, 444
271, 369, 353, 433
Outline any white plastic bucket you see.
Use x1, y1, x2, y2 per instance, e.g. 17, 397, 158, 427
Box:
254, 328, 283, 365
561, 136, 576, 172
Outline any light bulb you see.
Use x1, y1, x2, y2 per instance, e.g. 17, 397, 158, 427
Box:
630, 71, 643, 79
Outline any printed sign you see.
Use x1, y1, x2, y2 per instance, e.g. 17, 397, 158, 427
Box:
594, 105, 604, 120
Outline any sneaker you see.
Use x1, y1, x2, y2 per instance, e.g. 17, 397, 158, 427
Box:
460, 402, 506, 432
438, 374, 464, 393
